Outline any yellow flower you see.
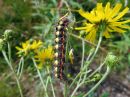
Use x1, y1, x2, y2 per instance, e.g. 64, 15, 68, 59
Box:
16, 40, 30, 56
30, 40, 42, 50
16, 40, 43, 56
35, 46, 54, 69
75, 2, 130, 43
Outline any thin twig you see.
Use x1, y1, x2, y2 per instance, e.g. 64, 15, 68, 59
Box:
69, 33, 107, 53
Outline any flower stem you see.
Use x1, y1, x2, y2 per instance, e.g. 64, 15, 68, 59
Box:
32, 58, 49, 97
83, 66, 110, 97
17, 57, 24, 79
69, 33, 107, 53
69, 39, 85, 88
89, 32, 103, 62
80, 31, 103, 81
70, 82, 82, 97
87, 58, 107, 79
70, 28, 104, 96
2, 50, 23, 97
46, 67, 56, 97
81, 39, 85, 68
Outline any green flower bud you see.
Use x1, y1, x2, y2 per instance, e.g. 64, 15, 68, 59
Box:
92, 73, 102, 82
106, 52, 119, 68
3, 29, 15, 41
0, 39, 5, 51
87, 73, 102, 83
79, 31, 86, 37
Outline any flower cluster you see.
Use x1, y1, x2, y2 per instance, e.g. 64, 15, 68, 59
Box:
106, 52, 119, 68
0, 29, 15, 51
35, 46, 54, 69
16, 40, 42, 56
16, 40, 54, 69
75, 2, 130, 43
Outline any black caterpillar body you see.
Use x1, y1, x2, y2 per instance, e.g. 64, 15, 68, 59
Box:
53, 17, 69, 80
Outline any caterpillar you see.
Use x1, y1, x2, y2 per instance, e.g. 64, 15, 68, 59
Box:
53, 16, 69, 80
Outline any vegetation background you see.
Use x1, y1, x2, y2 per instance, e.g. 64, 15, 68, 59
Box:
0, 0, 130, 97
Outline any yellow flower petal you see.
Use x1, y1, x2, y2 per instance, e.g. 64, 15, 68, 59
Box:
85, 25, 94, 32
109, 3, 122, 18
96, 3, 105, 20
85, 29, 96, 43
105, 2, 111, 14
111, 20, 130, 25
109, 26, 126, 33
103, 30, 111, 38
118, 25, 130, 29
31, 40, 42, 50
78, 9, 90, 21
112, 7, 129, 21
79, 9, 97, 23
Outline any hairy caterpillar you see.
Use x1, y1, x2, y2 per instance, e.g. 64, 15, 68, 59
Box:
53, 16, 69, 80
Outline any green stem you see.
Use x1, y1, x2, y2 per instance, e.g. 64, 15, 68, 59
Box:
17, 57, 23, 75
45, 76, 50, 88
89, 32, 103, 63
69, 33, 106, 53
87, 58, 106, 79
70, 29, 104, 96
69, 71, 82, 88
69, 64, 91, 88
32, 58, 49, 97
2, 50, 23, 97
80, 29, 104, 83
17, 57, 24, 79
46, 67, 56, 97
81, 50, 95, 83
70, 82, 82, 97
62, 0, 71, 14
86, 48, 94, 61
75, 39, 85, 87
8, 42, 11, 62
81, 39, 85, 68
83, 66, 110, 97
70, 71, 90, 97
70, 67, 91, 97
69, 39, 85, 88
63, 82, 68, 97
80, 32, 103, 79
18, 57, 24, 79
49, 77, 56, 97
